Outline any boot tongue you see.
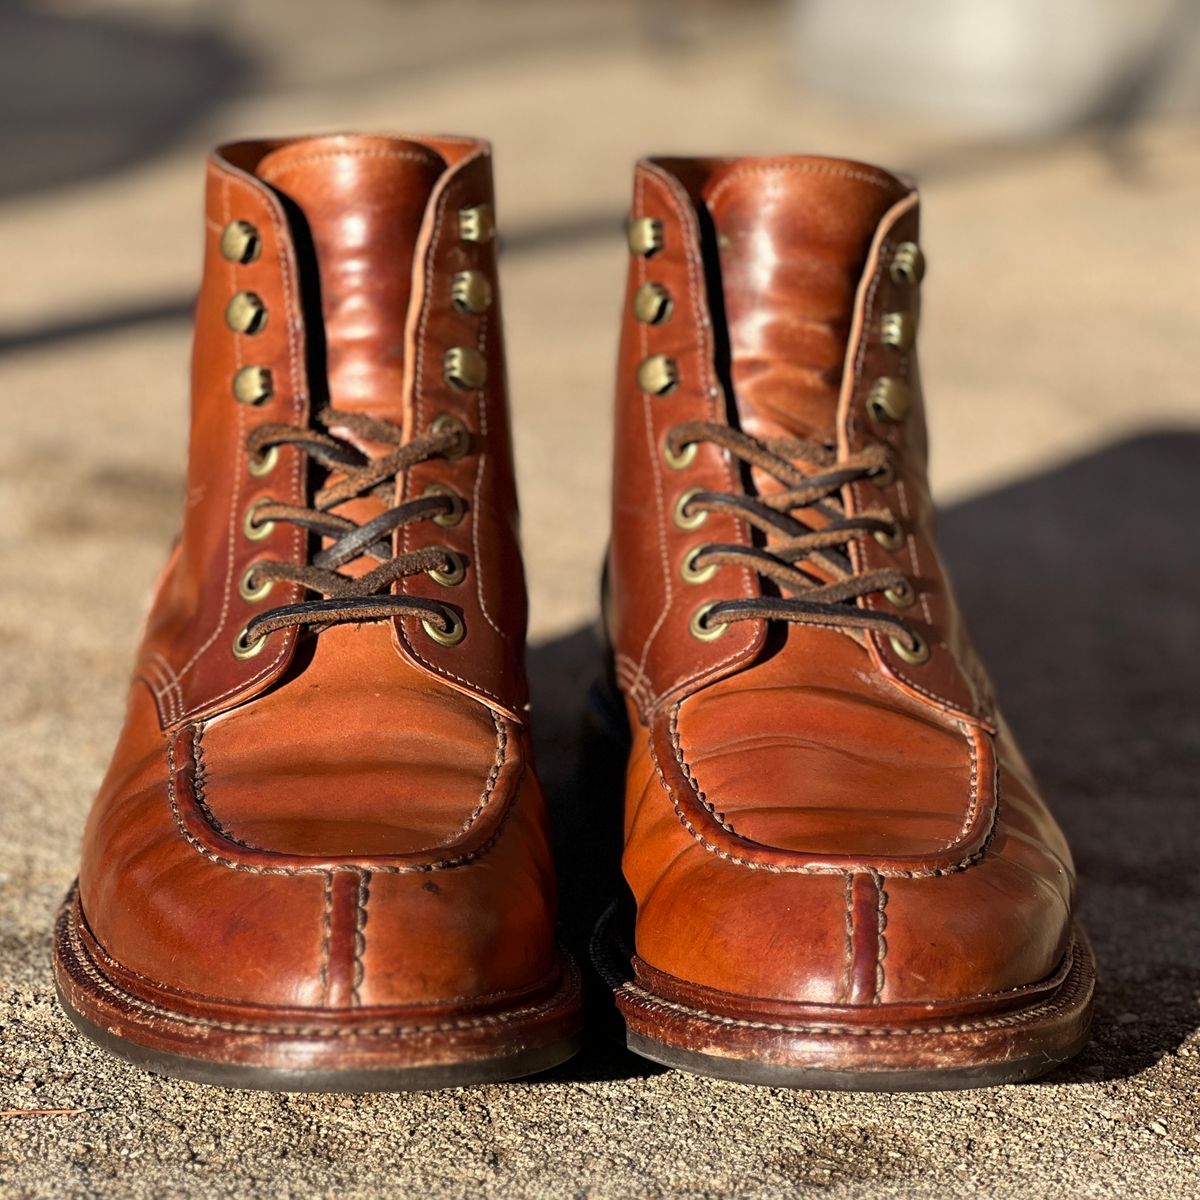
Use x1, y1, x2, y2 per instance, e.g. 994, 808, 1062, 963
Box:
702, 157, 907, 444
256, 135, 447, 425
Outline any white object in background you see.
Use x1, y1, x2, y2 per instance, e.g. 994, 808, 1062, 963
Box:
791, 0, 1191, 135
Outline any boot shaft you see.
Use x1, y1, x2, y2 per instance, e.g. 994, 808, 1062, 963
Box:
145, 134, 528, 727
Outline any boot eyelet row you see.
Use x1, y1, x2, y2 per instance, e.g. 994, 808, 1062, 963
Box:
222, 220, 277, 529
869, 243, 923, 441
226, 216, 275, 665
418, 212, 498, 649
439, 217, 493, 398
627, 214, 676, 394
627, 215, 707, 644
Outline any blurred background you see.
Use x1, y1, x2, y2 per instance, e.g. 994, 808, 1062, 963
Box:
2, 2, 1199, 1196
2, 0, 1199, 640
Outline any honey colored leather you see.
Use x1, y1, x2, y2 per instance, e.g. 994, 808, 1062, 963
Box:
77, 134, 558, 1016
609, 155, 1076, 1009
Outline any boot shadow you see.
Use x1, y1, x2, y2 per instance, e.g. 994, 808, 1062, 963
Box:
526, 625, 661, 1082
938, 430, 1200, 1084
527, 429, 1200, 1087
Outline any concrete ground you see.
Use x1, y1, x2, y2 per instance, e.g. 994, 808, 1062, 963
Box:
2, 2, 1198, 1196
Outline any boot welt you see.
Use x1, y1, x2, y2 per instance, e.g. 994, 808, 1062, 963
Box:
591, 902, 1095, 1092
54, 883, 583, 1093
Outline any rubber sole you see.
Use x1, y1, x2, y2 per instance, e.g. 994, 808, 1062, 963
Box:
55, 885, 583, 1093
591, 902, 1095, 1092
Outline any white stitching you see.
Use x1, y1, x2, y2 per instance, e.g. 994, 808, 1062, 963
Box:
165, 723, 520, 876
705, 160, 904, 211
471, 309, 507, 640
258, 147, 442, 180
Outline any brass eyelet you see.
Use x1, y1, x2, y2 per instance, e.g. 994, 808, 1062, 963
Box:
444, 346, 488, 391
681, 545, 717, 585
633, 281, 673, 325
867, 377, 912, 424
890, 631, 931, 665
421, 610, 465, 646
247, 445, 278, 478
874, 523, 905, 552
239, 566, 274, 603
689, 602, 728, 642
673, 488, 708, 531
884, 579, 916, 609
637, 354, 679, 396
225, 291, 268, 335
663, 438, 697, 471
220, 220, 261, 265
232, 365, 273, 406
890, 242, 926, 286
870, 460, 896, 490
430, 413, 470, 460
422, 483, 465, 527
627, 216, 664, 258
459, 205, 495, 244
427, 548, 466, 587
243, 499, 275, 541
880, 311, 915, 352
450, 270, 493, 315
231, 625, 267, 659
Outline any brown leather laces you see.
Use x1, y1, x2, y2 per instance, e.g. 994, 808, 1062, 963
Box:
240, 407, 464, 643
665, 420, 922, 649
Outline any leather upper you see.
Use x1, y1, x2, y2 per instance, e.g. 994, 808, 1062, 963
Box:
78, 135, 557, 1014
134, 134, 528, 728
609, 156, 1076, 1009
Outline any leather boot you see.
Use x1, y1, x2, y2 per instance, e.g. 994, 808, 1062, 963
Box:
54, 134, 582, 1090
594, 154, 1094, 1089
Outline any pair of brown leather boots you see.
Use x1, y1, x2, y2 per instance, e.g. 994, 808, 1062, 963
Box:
55, 134, 1093, 1093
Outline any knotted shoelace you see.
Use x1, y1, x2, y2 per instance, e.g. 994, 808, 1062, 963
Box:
240, 407, 463, 643
665, 419, 922, 649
